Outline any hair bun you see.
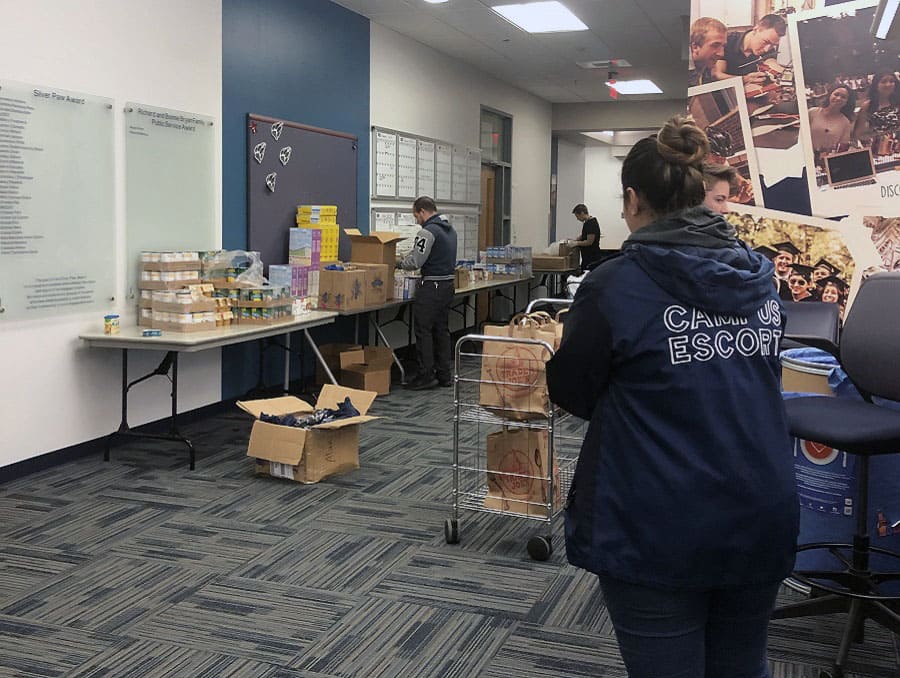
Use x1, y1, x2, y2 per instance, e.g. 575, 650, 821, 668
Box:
656, 114, 709, 167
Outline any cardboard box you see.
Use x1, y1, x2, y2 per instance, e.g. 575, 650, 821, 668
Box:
238, 385, 378, 484
319, 266, 366, 311
345, 229, 406, 265
317, 342, 362, 385
338, 346, 393, 395
532, 255, 576, 271
352, 262, 391, 305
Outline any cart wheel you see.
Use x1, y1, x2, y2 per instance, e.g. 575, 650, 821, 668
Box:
527, 535, 553, 561
444, 518, 460, 544
821, 669, 839, 678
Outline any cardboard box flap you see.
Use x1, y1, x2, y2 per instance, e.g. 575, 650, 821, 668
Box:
345, 228, 406, 245
338, 349, 366, 369
316, 384, 377, 416
313, 414, 379, 429
246, 420, 308, 464
237, 395, 314, 419
363, 346, 394, 368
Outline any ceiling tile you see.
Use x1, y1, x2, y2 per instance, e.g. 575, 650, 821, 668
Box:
330, 0, 412, 15
337, 0, 685, 103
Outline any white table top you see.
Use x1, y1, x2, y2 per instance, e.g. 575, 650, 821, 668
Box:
79, 310, 338, 353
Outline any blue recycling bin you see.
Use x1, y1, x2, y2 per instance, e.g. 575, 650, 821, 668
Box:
781, 348, 900, 590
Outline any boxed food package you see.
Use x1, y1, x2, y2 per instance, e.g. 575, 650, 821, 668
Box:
269, 264, 310, 298
454, 267, 475, 290
238, 385, 378, 484
288, 228, 322, 268
345, 228, 406, 266
338, 346, 393, 395
393, 270, 420, 300
296, 204, 338, 225
149, 289, 217, 331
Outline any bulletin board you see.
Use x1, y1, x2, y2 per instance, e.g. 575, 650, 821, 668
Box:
247, 114, 357, 269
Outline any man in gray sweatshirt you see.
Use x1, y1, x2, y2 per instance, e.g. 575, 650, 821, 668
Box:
397, 196, 458, 390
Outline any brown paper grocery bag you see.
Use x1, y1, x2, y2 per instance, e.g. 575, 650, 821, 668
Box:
479, 315, 555, 420
484, 427, 560, 517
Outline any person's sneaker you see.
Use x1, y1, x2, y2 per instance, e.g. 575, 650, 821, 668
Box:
406, 375, 438, 390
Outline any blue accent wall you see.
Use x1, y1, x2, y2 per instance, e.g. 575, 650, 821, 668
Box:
222, 0, 369, 398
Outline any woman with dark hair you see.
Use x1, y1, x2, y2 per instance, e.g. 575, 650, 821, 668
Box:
820, 275, 848, 309
547, 114, 798, 678
808, 83, 855, 152
852, 71, 900, 141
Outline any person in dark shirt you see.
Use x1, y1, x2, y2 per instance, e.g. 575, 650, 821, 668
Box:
397, 196, 457, 390
713, 14, 786, 87
570, 204, 602, 271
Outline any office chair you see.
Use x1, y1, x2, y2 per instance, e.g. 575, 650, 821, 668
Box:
772, 274, 900, 678
780, 300, 841, 356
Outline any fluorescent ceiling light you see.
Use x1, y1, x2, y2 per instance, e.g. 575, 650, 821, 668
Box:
423, 0, 450, 3
491, 1, 588, 33
606, 79, 662, 95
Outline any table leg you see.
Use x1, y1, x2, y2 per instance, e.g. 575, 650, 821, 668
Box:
284, 333, 291, 394
106, 348, 130, 461
304, 328, 337, 384
370, 314, 406, 385
106, 350, 195, 470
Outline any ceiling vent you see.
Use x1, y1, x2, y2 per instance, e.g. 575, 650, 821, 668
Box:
576, 58, 632, 69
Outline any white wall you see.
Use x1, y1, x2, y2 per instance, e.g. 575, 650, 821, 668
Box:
554, 139, 585, 244
553, 100, 687, 133
369, 23, 552, 251
584, 146, 629, 248
0, 0, 222, 468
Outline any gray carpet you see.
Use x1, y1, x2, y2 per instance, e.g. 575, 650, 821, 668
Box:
1, 384, 899, 677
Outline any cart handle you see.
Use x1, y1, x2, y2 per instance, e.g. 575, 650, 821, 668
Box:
526, 298, 574, 313
455, 333, 556, 358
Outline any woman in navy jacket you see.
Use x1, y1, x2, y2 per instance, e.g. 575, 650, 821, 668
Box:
547, 115, 798, 678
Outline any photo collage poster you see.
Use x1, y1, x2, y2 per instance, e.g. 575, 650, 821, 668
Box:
688, 0, 892, 316
791, 0, 900, 216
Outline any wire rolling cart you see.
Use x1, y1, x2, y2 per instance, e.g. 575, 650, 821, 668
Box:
444, 299, 585, 561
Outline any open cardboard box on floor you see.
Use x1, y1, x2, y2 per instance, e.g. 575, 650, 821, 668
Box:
339, 346, 393, 395
237, 385, 378, 483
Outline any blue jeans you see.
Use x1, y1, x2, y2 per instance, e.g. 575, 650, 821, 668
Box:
597, 575, 780, 678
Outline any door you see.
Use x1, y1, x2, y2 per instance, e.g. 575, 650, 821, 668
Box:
477, 166, 496, 326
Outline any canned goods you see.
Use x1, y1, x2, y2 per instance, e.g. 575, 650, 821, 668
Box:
103, 314, 120, 335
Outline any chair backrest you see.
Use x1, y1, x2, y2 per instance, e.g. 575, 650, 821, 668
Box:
840, 272, 900, 401
782, 301, 841, 356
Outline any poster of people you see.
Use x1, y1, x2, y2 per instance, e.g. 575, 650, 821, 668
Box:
791, 0, 900, 217
862, 215, 900, 270
688, 78, 764, 206
689, 0, 811, 191
726, 204, 882, 317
